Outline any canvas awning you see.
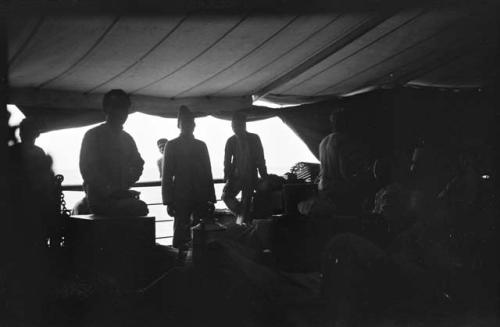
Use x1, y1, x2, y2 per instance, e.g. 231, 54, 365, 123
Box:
5, 1, 499, 130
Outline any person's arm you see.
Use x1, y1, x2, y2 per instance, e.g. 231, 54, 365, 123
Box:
202, 143, 217, 204
157, 158, 163, 178
255, 135, 267, 178
161, 142, 175, 206
223, 137, 233, 181
126, 136, 144, 186
79, 131, 112, 195
318, 138, 326, 190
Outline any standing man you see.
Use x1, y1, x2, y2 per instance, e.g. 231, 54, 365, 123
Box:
162, 106, 216, 251
222, 112, 267, 225
156, 138, 168, 178
79, 89, 148, 216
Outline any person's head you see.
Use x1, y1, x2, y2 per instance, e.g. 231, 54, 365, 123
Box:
329, 108, 348, 133
231, 112, 247, 136
102, 89, 131, 128
157, 138, 168, 154
19, 117, 40, 145
177, 105, 195, 134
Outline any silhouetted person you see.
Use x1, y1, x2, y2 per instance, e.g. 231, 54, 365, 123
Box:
10, 118, 55, 215
162, 106, 216, 251
372, 157, 413, 234
320, 145, 493, 326
222, 112, 267, 225
318, 109, 371, 214
157, 138, 168, 178
79, 89, 148, 216
9, 117, 55, 232
7, 118, 56, 322
14, 117, 46, 160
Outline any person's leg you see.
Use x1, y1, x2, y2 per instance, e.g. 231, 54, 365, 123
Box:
222, 179, 243, 216
173, 204, 193, 250
240, 180, 255, 224
72, 196, 91, 215
192, 202, 209, 226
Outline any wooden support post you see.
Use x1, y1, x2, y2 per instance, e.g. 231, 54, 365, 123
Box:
0, 10, 11, 261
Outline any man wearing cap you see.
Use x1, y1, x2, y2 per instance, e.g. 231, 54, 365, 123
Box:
156, 138, 168, 178
162, 106, 216, 251
79, 89, 148, 216
222, 112, 267, 225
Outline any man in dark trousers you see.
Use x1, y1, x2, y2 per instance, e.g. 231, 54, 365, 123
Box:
79, 89, 148, 216
162, 106, 216, 251
222, 112, 267, 225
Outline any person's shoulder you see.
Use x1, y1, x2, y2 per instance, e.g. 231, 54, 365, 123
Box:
165, 136, 185, 151
320, 133, 334, 144
247, 132, 261, 140
120, 129, 136, 141
33, 144, 46, 155
168, 136, 180, 144
90, 123, 107, 133
166, 137, 181, 148
194, 138, 208, 148
84, 124, 105, 138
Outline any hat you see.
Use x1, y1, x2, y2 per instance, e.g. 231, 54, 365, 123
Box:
177, 105, 194, 127
157, 138, 168, 147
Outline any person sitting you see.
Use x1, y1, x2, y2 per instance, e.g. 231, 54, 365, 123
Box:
9, 117, 57, 241
372, 157, 414, 235
79, 89, 148, 216
11, 117, 47, 167
6, 118, 58, 323
222, 112, 267, 225
298, 109, 371, 218
162, 106, 216, 252
156, 138, 168, 178
320, 144, 496, 326
317, 108, 372, 215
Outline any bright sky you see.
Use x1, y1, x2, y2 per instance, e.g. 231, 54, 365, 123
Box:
8, 104, 317, 242
7, 105, 318, 185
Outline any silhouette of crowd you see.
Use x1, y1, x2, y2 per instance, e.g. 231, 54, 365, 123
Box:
2, 88, 497, 327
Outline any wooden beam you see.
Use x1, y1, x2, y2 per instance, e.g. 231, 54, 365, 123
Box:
0, 13, 12, 251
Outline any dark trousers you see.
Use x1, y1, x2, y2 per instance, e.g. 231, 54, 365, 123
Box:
173, 202, 205, 250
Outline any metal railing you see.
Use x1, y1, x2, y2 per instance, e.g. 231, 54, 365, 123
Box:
61, 179, 226, 191
61, 179, 227, 244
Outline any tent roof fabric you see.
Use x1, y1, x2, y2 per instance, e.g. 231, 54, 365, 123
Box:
6, 3, 499, 124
